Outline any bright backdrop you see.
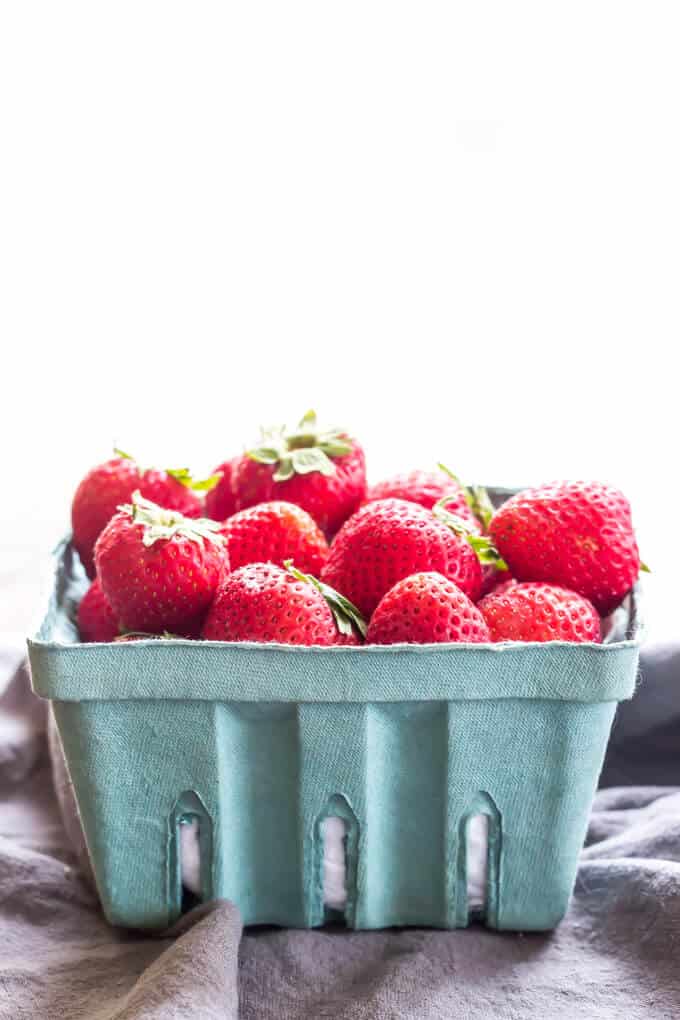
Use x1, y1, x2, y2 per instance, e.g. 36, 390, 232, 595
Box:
0, 2, 676, 637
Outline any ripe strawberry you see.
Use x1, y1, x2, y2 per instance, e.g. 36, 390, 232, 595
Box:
479, 564, 514, 598
232, 410, 366, 536
201, 562, 366, 645
221, 501, 329, 575
334, 630, 362, 646
77, 578, 120, 642
95, 492, 229, 634
479, 570, 516, 598
365, 469, 479, 530
72, 450, 217, 577
489, 481, 642, 615
321, 498, 483, 618
366, 572, 490, 644
204, 458, 239, 522
479, 582, 601, 643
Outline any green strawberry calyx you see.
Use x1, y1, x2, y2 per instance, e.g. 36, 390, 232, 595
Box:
284, 560, 367, 639
165, 468, 222, 492
433, 496, 508, 570
246, 410, 353, 482
120, 491, 227, 549
113, 448, 221, 493
437, 463, 495, 531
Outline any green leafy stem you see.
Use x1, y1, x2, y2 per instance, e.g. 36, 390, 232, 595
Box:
284, 560, 367, 639
433, 496, 508, 570
247, 410, 353, 482
120, 491, 227, 549
113, 448, 220, 492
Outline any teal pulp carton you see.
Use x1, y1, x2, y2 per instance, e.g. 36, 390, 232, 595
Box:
28, 511, 641, 932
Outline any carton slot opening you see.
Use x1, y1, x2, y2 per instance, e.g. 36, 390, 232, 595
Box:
316, 794, 359, 926
466, 813, 489, 920
169, 791, 213, 917
179, 816, 201, 909
457, 793, 502, 927
322, 815, 348, 920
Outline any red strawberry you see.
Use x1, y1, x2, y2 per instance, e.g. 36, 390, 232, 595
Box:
479, 570, 517, 598
72, 450, 216, 577
366, 572, 490, 645
232, 411, 366, 536
95, 492, 229, 634
77, 578, 120, 642
479, 564, 514, 598
334, 630, 362, 646
489, 481, 642, 615
201, 562, 366, 645
479, 582, 601, 643
365, 469, 479, 530
221, 501, 329, 575
321, 498, 483, 618
204, 458, 239, 522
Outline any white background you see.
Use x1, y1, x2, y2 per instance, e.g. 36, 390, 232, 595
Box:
0, 3, 676, 637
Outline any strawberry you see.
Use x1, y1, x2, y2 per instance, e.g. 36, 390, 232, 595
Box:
321, 498, 483, 618
72, 450, 217, 577
366, 572, 490, 645
231, 410, 366, 536
204, 458, 239, 522
221, 501, 329, 575
428, 483, 510, 599
479, 564, 514, 598
480, 571, 517, 598
479, 582, 601, 643
489, 481, 643, 615
76, 578, 120, 643
95, 492, 229, 634
365, 469, 479, 530
333, 630, 362, 646
201, 562, 366, 645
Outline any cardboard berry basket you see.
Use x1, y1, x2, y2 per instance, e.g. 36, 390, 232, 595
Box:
27, 497, 642, 933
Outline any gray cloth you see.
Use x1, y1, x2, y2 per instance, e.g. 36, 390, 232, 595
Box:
600, 640, 680, 788
1, 644, 679, 1020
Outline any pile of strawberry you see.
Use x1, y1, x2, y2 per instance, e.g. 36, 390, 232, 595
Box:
73, 412, 644, 647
